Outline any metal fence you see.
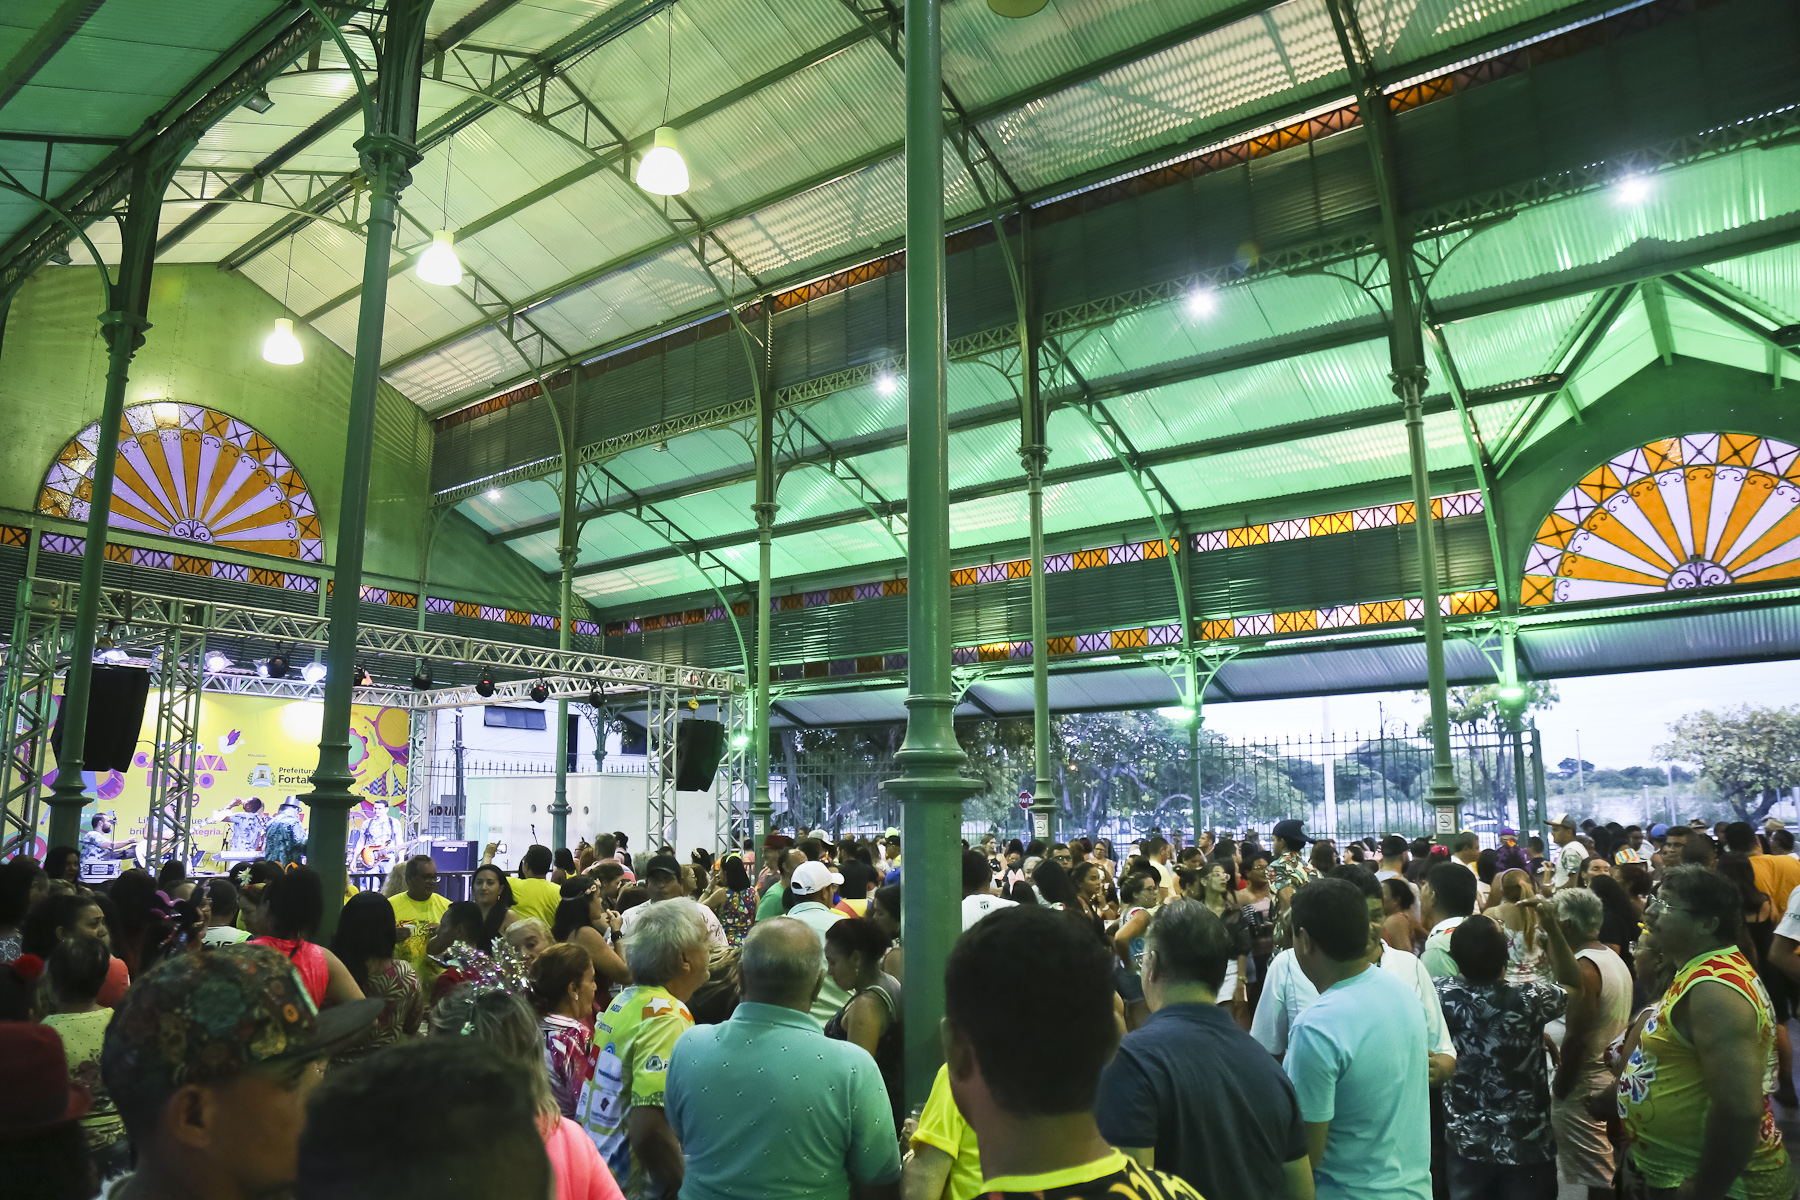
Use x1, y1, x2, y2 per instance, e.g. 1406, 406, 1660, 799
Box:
766, 717, 1547, 848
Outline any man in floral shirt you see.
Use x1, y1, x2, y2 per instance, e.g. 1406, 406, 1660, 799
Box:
1433, 907, 1582, 1198
1268, 819, 1318, 943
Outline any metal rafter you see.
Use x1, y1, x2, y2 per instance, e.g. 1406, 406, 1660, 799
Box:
0, 0, 105, 113
0, 3, 326, 294
565, 380, 1531, 581
377, 0, 1319, 377
201, 0, 682, 270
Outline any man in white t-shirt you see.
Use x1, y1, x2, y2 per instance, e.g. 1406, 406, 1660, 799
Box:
1449, 832, 1489, 908
1252, 866, 1455, 1086
1547, 813, 1588, 890
960, 848, 1016, 931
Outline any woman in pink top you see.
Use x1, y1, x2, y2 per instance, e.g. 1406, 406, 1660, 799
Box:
247, 866, 363, 1007
431, 985, 623, 1200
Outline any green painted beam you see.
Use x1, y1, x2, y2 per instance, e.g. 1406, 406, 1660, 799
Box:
213, 0, 680, 272
564, 384, 1524, 580
378, 0, 1329, 375
0, 0, 105, 112
589, 466, 1481, 621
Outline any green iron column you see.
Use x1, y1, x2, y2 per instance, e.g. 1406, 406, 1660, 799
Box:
305, 0, 432, 933
1017, 210, 1055, 846
551, 387, 580, 852
45, 152, 164, 852
1327, 0, 1461, 837
884, 0, 980, 1110
751, 319, 776, 839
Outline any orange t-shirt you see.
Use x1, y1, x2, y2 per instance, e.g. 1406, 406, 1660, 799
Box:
1751, 853, 1800, 918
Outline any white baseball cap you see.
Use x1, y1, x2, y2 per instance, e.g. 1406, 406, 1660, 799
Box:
791, 860, 844, 896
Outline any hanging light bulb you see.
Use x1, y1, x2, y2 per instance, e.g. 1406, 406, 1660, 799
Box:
265, 233, 304, 365
988, 0, 1049, 14
416, 230, 464, 286
262, 317, 304, 365
636, 126, 689, 196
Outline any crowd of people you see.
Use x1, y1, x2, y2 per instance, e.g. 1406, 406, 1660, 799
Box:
2, 810, 1799, 1200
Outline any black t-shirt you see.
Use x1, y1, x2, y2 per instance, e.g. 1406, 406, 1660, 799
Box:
1096, 1001, 1308, 1198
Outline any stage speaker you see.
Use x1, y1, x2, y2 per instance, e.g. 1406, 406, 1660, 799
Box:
674, 719, 725, 791
430, 840, 478, 872
51, 665, 150, 773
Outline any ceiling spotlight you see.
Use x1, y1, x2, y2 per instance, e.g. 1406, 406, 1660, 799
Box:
588, 684, 607, 709
1497, 683, 1526, 701
415, 230, 464, 287
1613, 174, 1652, 205
1183, 287, 1217, 317
245, 88, 275, 114
485, 488, 501, 500
266, 653, 291, 680
49, 248, 73, 266
1156, 705, 1196, 723
874, 372, 898, 396
653, 440, 669, 452
475, 668, 496, 698
730, 732, 750, 750
636, 126, 690, 196
203, 651, 231, 673
262, 317, 304, 365
411, 663, 433, 690
987, 0, 1049, 14
300, 660, 326, 684
528, 680, 550, 704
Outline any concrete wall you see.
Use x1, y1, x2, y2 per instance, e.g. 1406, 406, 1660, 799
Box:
0, 262, 561, 611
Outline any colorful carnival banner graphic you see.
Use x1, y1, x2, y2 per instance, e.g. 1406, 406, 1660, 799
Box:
26, 692, 410, 873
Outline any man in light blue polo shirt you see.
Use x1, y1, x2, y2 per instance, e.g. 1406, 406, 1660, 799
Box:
666, 918, 901, 1200
1284, 876, 1431, 1200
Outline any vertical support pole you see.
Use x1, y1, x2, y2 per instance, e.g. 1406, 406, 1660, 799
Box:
1530, 725, 1549, 835
751, 309, 777, 840
1017, 210, 1055, 847
1187, 717, 1202, 842
304, 0, 431, 939
884, 0, 980, 1111
45, 152, 162, 850
1327, 0, 1462, 839
551, 440, 579, 850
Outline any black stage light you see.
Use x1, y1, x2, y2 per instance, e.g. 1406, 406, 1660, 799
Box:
588, 684, 606, 709
350, 665, 372, 687
411, 663, 433, 690
475, 668, 496, 698
528, 680, 550, 704
265, 652, 289, 679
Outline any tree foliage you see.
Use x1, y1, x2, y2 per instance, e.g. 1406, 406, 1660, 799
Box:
1654, 705, 1800, 822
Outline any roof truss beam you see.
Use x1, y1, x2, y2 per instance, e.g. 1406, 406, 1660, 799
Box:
0, 0, 104, 113
566, 381, 1537, 580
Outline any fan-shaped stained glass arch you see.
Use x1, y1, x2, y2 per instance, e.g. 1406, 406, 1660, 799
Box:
37, 402, 322, 562
1520, 433, 1800, 606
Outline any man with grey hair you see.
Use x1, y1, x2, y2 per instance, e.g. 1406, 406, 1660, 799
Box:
581, 897, 712, 1199
668, 918, 902, 1200
1549, 886, 1632, 1200
1097, 898, 1312, 1199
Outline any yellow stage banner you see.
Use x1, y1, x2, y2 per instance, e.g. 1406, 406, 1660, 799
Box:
30, 692, 410, 872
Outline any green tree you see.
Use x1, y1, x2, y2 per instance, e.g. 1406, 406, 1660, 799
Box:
1654, 706, 1800, 822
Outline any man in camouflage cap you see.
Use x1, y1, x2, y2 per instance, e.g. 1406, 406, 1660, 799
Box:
101, 943, 379, 1200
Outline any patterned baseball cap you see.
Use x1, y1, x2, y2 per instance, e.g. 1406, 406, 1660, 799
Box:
102, 944, 379, 1100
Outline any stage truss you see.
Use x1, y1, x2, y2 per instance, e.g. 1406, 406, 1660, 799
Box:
0, 577, 746, 866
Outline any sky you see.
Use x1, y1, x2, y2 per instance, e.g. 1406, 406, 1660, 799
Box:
1197, 659, 1800, 771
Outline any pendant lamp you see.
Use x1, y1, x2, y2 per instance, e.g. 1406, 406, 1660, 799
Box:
417, 134, 464, 286
636, 10, 691, 196
262, 234, 304, 365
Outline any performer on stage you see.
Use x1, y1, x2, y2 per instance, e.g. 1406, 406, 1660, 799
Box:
208, 798, 270, 862
265, 797, 309, 867
79, 811, 136, 866
350, 798, 404, 875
